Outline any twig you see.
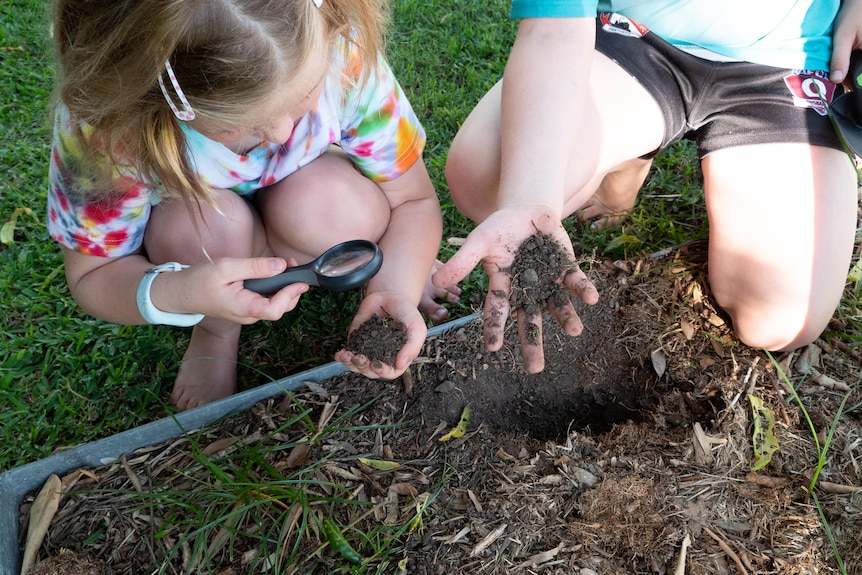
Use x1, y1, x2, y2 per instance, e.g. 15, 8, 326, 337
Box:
673, 533, 690, 575
704, 527, 748, 575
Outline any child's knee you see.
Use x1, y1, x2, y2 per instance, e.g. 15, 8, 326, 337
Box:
147, 189, 259, 260
445, 140, 498, 222
722, 299, 831, 352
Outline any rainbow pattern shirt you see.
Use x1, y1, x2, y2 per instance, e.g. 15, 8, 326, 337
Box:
47, 49, 426, 257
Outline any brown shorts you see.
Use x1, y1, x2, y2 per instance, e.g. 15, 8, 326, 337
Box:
594, 13, 845, 158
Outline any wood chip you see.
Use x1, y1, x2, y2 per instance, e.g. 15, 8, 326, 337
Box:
515, 541, 564, 569
673, 533, 691, 575
467, 489, 483, 513
469, 524, 507, 557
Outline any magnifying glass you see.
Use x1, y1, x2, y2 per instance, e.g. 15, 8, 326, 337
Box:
244, 239, 383, 294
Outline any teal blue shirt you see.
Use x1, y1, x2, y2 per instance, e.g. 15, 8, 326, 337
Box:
509, 0, 839, 71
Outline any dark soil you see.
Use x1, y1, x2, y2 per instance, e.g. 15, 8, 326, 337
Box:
345, 314, 407, 367
508, 232, 575, 322
19, 241, 862, 575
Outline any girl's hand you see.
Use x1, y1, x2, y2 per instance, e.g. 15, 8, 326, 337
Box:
335, 291, 428, 379
432, 207, 598, 373
153, 257, 308, 324
830, 0, 862, 82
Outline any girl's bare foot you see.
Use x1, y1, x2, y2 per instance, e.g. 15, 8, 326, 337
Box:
171, 322, 241, 410
420, 259, 461, 321
578, 157, 653, 229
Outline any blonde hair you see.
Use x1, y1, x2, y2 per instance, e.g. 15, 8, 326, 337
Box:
52, 0, 389, 210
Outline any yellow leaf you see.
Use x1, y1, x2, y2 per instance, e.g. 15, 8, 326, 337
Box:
0, 220, 14, 245
440, 406, 472, 442
358, 457, 400, 471
748, 395, 779, 471
1, 207, 32, 245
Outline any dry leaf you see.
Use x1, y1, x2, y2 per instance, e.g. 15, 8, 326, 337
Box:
22, 474, 63, 575
359, 457, 400, 471
202, 436, 239, 456
692, 422, 714, 465
283, 444, 312, 468
811, 369, 851, 392
680, 320, 695, 340
650, 348, 667, 378
388, 482, 419, 498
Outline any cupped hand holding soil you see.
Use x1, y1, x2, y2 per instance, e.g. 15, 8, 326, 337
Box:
433, 208, 598, 373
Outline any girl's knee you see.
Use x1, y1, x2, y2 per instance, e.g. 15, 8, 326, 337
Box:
445, 138, 498, 222
146, 190, 259, 261
721, 299, 833, 352
260, 171, 389, 257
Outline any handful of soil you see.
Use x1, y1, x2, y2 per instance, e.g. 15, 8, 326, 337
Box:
508, 233, 577, 343
344, 314, 407, 367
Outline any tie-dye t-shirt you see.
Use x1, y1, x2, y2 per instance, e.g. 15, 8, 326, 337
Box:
47, 49, 426, 258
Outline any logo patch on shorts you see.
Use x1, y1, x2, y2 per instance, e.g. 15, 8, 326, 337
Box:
600, 13, 648, 38
783, 70, 835, 116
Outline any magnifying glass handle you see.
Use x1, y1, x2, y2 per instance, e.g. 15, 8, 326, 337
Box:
243, 268, 320, 294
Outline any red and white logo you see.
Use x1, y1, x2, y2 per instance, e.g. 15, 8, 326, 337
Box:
600, 13, 648, 38
783, 70, 835, 116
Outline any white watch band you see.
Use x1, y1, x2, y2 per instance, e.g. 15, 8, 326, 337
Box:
136, 262, 205, 327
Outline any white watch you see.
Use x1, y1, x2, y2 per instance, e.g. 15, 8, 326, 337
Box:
136, 262, 205, 327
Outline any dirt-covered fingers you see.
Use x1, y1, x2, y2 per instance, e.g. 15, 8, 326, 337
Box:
334, 349, 381, 379
482, 273, 510, 352
562, 266, 600, 305
516, 307, 545, 374
547, 293, 585, 337
420, 261, 462, 321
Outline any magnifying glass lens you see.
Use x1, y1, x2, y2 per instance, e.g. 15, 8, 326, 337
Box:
319, 247, 376, 277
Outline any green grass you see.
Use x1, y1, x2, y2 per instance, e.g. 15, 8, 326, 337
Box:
0, 0, 857, 475
61, 387, 450, 574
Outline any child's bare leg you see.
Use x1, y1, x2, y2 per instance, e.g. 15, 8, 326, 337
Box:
145, 189, 266, 409
703, 143, 856, 350
578, 156, 653, 228
256, 152, 390, 262
173, 320, 241, 409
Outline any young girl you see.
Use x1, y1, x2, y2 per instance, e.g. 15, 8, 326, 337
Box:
48, 0, 453, 410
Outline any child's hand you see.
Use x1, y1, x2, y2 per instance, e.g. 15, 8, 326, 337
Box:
335, 291, 428, 379
156, 257, 308, 324
432, 207, 598, 373
830, 0, 862, 82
